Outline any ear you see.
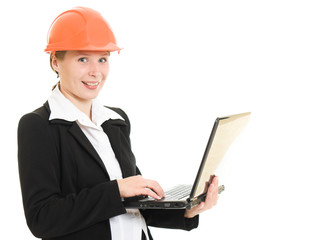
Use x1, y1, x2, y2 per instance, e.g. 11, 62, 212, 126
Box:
51, 55, 60, 73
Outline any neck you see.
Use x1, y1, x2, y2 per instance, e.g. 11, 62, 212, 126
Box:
75, 100, 92, 120
59, 87, 92, 120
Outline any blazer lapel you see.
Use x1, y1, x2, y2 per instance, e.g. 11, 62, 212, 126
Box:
68, 122, 110, 178
46, 101, 135, 179
45, 101, 109, 178
101, 119, 133, 178
48, 95, 134, 179
68, 119, 134, 179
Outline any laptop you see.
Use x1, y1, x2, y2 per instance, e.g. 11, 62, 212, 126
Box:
123, 112, 251, 209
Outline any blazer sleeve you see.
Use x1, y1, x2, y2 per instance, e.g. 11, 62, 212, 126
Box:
17, 113, 126, 239
141, 209, 199, 231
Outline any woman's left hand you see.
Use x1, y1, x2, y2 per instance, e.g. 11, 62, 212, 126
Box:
184, 176, 219, 218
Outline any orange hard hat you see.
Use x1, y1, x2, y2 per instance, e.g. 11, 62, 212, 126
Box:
45, 7, 121, 53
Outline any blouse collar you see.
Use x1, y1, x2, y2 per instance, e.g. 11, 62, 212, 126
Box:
48, 87, 124, 128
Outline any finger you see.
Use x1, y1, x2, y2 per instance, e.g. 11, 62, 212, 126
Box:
198, 202, 205, 210
144, 180, 165, 198
190, 201, 204, 211
209, 177, 219, 196
212, 175, 219, 186
204, 183, 219, 208
194, 202, 205, 213
143, 188, 162, 200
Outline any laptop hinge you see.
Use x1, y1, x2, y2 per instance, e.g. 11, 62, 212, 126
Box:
188, 185, 225, 209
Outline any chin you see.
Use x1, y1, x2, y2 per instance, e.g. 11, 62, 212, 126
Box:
86, 92, 100, 100
78, 90, 100, 100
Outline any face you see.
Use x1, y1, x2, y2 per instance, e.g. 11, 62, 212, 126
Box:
52, 51, 110, 105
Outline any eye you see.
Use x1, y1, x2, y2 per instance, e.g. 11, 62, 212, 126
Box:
99, 57, 108, 63
78, 57, 88, 63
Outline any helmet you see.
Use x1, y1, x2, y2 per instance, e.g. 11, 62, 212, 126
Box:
45, 7, 121, 53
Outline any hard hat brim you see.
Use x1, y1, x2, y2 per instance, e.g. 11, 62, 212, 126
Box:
45, 42, 122, 54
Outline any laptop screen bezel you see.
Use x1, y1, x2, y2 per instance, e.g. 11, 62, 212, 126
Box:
189, 117, 224, 200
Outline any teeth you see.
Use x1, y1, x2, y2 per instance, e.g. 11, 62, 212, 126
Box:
87, 82, 98, 86
83, 81, 100, 86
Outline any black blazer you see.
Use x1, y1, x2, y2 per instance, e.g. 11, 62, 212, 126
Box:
18, 102, 198, 240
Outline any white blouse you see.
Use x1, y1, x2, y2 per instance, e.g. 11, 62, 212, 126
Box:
48, 87, 149, 240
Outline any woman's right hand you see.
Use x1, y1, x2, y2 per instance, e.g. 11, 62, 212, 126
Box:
117, 175, 165, 200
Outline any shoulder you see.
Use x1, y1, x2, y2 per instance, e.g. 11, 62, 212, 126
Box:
105, 106, 130, 124
18, 103, 50, 131
104, 106, 133, 135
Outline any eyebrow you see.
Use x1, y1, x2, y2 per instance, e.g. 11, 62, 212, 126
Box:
75, 51, 110, 56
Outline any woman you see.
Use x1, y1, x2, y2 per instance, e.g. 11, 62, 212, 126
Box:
18, 7, 219, 240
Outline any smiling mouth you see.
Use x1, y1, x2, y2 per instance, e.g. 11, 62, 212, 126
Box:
82, 81, 101, 86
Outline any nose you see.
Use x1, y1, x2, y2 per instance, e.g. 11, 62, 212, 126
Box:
88, 62, 102, 78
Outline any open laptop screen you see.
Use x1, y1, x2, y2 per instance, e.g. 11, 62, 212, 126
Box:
190, 112, 251, 199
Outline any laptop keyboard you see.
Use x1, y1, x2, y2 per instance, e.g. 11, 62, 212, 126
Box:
164, 184, 192, 200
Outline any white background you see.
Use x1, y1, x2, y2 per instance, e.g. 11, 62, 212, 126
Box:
1, 0, 320, 239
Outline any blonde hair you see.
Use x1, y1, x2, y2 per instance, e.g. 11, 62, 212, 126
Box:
50, 51, 66, 90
